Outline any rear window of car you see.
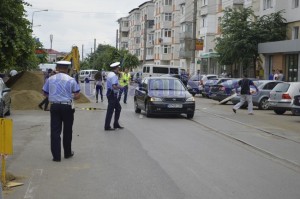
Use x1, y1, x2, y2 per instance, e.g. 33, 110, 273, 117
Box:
190, 75, 202, 81
272, 83, 290, 92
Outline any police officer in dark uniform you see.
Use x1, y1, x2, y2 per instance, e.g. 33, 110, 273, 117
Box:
43, 61, 81, 162
104, 62, 124, 131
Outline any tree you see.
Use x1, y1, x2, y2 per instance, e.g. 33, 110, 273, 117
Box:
215, 7, 286, 77
86, 44, 140, 71
0, 0, 38, 71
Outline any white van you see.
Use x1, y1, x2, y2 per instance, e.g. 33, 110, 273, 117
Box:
79, 69, 98, 83
142, 64, 180, 77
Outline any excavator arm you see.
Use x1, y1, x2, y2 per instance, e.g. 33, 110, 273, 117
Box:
63, 46, 80, 73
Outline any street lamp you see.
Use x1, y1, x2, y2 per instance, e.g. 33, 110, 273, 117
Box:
31, 9, 48, 28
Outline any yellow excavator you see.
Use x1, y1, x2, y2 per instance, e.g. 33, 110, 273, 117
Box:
63, 45, 80, 76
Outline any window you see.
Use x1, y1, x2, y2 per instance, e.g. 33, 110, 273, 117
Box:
293, 0, 299, 8
180, 3, 185, 15
123, 21, 129, 27
164, 13, 172, 21
165, 0, 172, 6
147, 48, 153, 55
135, 25, 141, 31
202, 17, 206, 27
263, 0, 273, 10
202, 0, 207, 6
164, 29, 172, 37
152, 67, 169, 74
163, 45, 171, 54
293, 26, 299, 39
135, 49, 140, 56
135, 37, 140, 44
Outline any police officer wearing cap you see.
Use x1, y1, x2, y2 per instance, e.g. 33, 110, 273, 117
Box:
43, 61, 81, 162
104, 62, 124, 131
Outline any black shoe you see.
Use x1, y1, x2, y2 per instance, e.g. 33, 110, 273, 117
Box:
65, 151, 74, 159
114, 125, 124, 129
232, 108, 236, 114
104, 127, 115, 131
38, 105, 43, 110
124, 102, 127, 104
52, 158, 61, 162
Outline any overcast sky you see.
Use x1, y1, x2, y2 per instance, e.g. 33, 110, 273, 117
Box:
25, 0, 146, 57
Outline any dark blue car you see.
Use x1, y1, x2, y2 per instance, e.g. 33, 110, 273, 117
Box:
210, 79, 241, 103
202, 78, 232, 98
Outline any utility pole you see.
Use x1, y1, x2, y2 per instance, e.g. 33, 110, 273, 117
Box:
191, 0, 197, 75
82, 44, 84, 61
116, 29, 119, 49
143, 15, 148, 65
50, 34, 53, 49
94, 39, 96, 53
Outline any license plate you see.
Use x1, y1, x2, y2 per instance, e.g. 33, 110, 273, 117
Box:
167, 104, 183, 108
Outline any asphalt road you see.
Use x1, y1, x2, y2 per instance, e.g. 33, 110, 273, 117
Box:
3, 84, 300, 199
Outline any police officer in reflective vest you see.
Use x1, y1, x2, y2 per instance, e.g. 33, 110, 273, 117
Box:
43, 61, 81, 162
104, 62, 124, 131
118, 68, 130, 104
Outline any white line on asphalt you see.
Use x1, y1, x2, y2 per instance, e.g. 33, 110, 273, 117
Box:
24, 169, 43, 199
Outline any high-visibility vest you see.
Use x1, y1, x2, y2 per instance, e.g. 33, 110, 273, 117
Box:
119, 72, 131, 86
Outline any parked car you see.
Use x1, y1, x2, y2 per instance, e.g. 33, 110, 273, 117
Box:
231, 80, 283, 110
0, 78, 11, 117
202, 78, 232, 98
268, 82, 300, 115
134, 76, 195, 118
291, 95, 300, 116
210, 79, 241, 104
187, 74, 217, 96
79, 69, 99, 83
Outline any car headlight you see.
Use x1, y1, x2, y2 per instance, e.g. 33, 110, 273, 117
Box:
150, 97, 162, 102
186, 97, 195, 102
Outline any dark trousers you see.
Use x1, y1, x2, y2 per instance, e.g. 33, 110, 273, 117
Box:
118, 85, 128, 103
39, 97, 49, 110
50, 104, 74, 160
95, 85, 103, 101
105, 92, 122, 129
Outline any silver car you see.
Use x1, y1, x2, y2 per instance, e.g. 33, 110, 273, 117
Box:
291, 95, 300, 116
268, 82, 300, 115
0, 78, 11, 117
231, 80, 283, 110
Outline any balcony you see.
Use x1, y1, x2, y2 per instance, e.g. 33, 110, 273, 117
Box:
160, 21, 172, 29
233, 0, 244, 4
179, 50, 193, 59
179, 32, 193, 39
161, 54, 172, 60
121, 26, 129, 32
160, 5, 172, 13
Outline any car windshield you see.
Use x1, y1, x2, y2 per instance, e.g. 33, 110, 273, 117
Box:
149, 79, 185, 91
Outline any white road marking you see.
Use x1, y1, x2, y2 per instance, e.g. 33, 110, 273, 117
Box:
24, 169, 43, 199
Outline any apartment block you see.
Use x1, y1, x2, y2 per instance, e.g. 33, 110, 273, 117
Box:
117, 17, 129, 50
258, 0, 300, 81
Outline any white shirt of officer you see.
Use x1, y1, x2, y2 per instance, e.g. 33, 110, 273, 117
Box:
106, 62, 121, 93
43, 70, 80, 102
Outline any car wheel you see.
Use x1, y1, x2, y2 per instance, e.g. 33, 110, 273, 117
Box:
274, 109, 286, 115
187, 112, 194, 119
145, 102, 152, 118
258, 98, 269, 110
134, 100, 141, 113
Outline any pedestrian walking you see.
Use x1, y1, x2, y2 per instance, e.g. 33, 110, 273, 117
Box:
118, 68, 130, 104
269, 69, 275, 80
104, 62, 124, 131
42, 61, 81, 162
232, 74, 259, 115
94, 71, 104, 103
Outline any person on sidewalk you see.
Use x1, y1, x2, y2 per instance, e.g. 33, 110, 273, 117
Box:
104, 62, 124, 131
232, 74, 259, 115
94, 72, 104, 103
118, 68, 130, 104
42, 61, 80, 162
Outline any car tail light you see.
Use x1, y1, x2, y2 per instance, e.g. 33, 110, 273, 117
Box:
282, 93, 291, 99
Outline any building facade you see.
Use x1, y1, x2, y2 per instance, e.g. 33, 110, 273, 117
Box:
258, 0, 300, 81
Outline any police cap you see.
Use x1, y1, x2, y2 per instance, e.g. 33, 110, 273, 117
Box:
110, 62, 120, 68
56, 61, 71, 67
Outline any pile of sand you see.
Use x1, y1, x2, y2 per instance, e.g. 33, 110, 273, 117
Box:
9, 71, 90, 110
